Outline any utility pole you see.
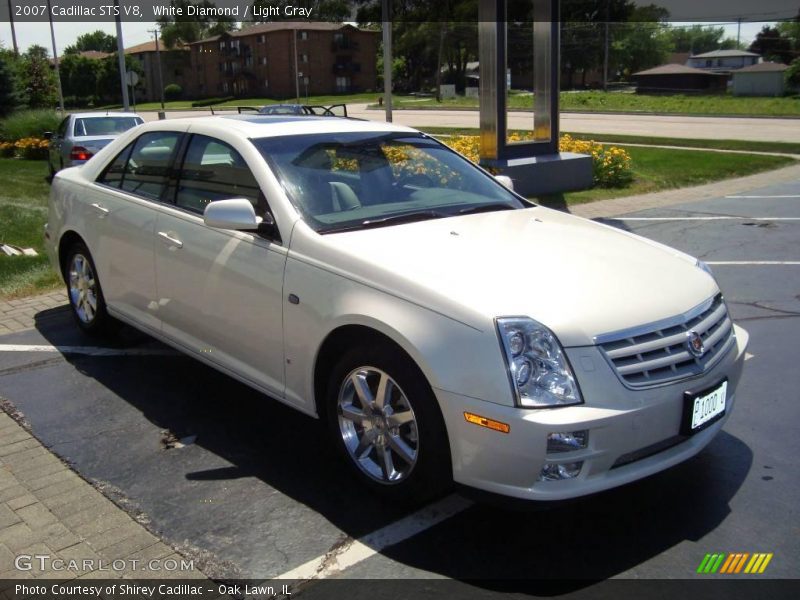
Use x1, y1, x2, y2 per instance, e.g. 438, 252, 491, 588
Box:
603, 1, 610, 91
114, 0, 130, 111
7, 0, 19, 55
148, 28, 166, 114
45, 0, 65, 113
736, 18, 743, 47
382, 0, 392, 122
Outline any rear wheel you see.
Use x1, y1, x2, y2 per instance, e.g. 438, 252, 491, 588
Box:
64, 243, 117, 337
325, 343, 452, 504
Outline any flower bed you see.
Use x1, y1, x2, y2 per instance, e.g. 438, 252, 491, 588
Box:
3, 138, 50, 160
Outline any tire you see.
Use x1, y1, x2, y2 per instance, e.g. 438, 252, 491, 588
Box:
63, 243, 118, 337
325, 342, 452, 504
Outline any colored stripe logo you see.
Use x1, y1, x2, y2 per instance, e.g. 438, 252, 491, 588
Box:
697, 552, 773, 574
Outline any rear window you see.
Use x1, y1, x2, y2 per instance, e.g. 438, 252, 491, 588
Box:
73, 117, 142, 137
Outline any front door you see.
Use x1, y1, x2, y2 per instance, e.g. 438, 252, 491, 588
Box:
154, 134, 287, 397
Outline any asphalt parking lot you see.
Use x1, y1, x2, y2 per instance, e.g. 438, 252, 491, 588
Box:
0, 179, 798, 594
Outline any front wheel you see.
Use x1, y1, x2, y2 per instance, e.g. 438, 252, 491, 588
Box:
64, 243, 117, 337
325, 343, 452, 504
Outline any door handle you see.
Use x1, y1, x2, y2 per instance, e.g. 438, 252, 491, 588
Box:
90, 203, 109, 217
157, 231, 183, 249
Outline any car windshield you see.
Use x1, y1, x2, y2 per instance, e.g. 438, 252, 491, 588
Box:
252, 132, 527, 233
74, 116, 142, 137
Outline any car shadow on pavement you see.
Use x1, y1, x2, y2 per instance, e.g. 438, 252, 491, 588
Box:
26, 309, 752, 588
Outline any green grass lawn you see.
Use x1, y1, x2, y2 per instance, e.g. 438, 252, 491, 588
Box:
97, 92, 393, 111
536, 146, 795, 206
386, 91, 800, 117
0, 160, 62, 299
0, 147, 794, 299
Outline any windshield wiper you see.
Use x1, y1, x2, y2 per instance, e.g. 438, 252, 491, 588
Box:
457, 203, 517, 216
320, 210, 448, 234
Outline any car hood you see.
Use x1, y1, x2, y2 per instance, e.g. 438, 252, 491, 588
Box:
321, 206, 718, 347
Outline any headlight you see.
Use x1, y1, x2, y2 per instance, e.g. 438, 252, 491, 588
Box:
496, 318, 583, 408
697, 259, 716, 279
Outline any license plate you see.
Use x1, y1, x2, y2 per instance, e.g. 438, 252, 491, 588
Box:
682, 380, 728, 435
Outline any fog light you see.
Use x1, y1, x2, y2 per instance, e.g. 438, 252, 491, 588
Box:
538, 461, 583, 481
547, 430, 588, 453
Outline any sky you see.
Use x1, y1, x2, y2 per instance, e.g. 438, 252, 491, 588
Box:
0, 20, 773, 57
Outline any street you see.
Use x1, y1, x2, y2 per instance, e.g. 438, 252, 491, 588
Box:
0, 176, 797, 593
137, 105, 800, 143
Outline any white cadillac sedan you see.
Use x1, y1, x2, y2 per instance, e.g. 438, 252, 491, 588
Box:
45, 116, 748, 503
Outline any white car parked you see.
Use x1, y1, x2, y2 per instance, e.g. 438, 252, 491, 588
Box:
45, 116, 748, 503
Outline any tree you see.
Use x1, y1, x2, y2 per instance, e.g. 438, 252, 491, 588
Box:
95, 54, 144, 103
64, 30, 117, 55
19, 45, 57, 108
611, 5, 671, 78
156, 0, 236, 48
59, 53, 101, 101
668, 25, 728, 55
786, 58, 800, 89
0, 48, 22, 116
749, 25, 794, 64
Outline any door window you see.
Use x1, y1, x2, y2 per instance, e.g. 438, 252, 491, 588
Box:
119, 132, 181, 201
175, 135, 265, 216
56, 117, 69, 138
96, 141, 135, 189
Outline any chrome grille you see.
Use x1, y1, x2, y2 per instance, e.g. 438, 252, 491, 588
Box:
596, 295, 736, 389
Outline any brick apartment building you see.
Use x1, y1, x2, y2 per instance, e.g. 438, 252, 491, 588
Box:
125, 40, 191, 102
187, 22, 380, 99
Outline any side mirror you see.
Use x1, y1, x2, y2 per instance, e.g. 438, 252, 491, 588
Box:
44, 132, 53, 140
495, 175, 514, 191
204, 198, 261, 231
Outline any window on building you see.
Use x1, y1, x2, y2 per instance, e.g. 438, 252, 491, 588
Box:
334, 32, 344, 43
299, 31, 308, 40
258, 34, 265, 43
222, 82, 229, 92
301, 53, 308, 63
219, 41, 226, 50
264, 79, 269, 88
335, 76, 350, 92
231, 39, 240, 48
244, 56, 253, 67
259, 56, 267, 66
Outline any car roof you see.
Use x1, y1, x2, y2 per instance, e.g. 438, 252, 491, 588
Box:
143, 115, 420, 138
70, 112, 142, 119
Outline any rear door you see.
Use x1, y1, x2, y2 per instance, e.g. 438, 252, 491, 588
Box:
89, 129, 185, 331
154, 133, 288, 398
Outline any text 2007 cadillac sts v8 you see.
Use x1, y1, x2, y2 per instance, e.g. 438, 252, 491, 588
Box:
45, 116, 748, 503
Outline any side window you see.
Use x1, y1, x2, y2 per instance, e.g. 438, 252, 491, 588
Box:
57, 117, 69, 138
96, 141, 135, 189
120, 131, 181, 201
175, 135, 264, 216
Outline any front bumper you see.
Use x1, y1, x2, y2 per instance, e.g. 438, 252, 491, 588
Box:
436, 324, 748, 501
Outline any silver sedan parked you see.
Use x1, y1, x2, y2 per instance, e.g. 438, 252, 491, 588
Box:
46, 112, 143, 177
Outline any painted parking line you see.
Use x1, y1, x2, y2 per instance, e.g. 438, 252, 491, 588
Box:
0, 344, 178, 356
614, 217, 800, 221
705, 261, 800, 266
275, 494, 473, 581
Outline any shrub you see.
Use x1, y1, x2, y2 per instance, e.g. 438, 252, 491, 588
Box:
14, 137, 49, 160
0, 109, 62, 142
164, 83, 183, 101
436, 133, 634, 189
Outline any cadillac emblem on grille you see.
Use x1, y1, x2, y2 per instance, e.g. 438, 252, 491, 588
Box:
686, 330, 705, 358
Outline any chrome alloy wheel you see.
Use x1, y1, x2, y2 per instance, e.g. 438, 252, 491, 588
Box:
68, 253, 98, 324
337, 367, 419, 484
